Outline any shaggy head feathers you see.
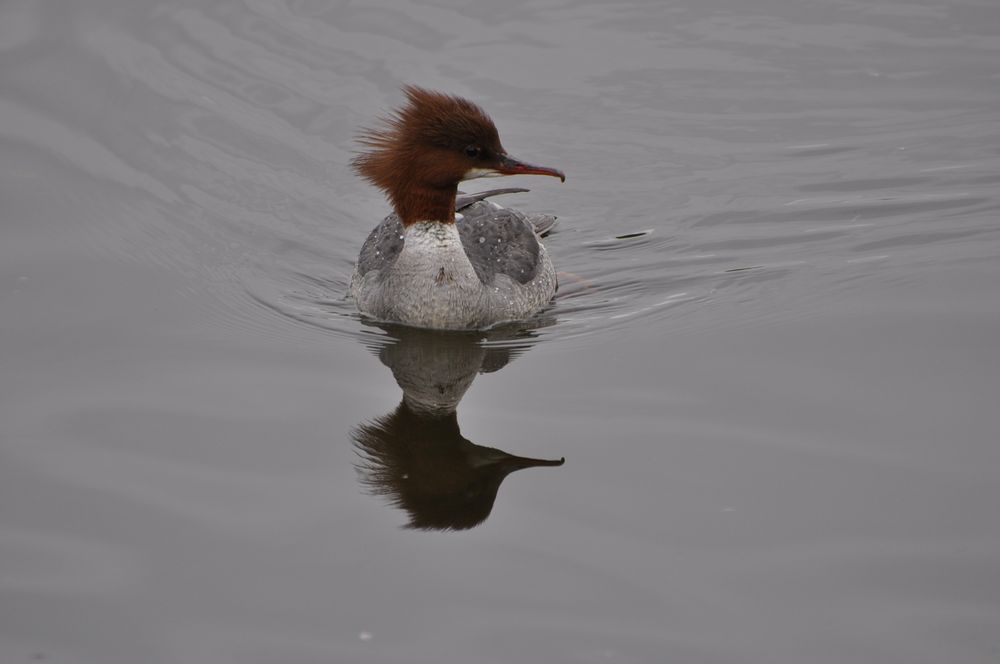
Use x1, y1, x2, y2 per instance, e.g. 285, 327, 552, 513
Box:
352, 87, 505, 224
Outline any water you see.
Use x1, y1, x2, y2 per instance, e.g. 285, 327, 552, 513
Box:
2, 1, 999, 662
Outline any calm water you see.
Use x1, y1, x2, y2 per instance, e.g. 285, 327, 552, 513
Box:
2, 1, 999, 662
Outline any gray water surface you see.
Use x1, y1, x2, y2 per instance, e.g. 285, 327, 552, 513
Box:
2, 1, 1000, 662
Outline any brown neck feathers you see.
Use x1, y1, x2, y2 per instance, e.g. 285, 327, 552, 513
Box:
392, 183, 458, 226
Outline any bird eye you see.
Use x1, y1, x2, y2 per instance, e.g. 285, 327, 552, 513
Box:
464, 145, 482, 158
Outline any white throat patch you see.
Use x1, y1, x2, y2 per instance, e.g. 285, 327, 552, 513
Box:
462, 168, 503, 180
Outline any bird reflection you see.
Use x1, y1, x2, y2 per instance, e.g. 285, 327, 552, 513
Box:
353, 323, 564, 531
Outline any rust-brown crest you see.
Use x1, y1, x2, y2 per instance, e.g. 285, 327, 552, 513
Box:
352, 86, 504, 225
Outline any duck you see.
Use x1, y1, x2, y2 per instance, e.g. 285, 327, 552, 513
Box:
350, 86, 565, 330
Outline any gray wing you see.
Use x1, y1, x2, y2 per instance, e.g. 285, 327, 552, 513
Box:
459, 188, 558, 237
459, 189, 558, 237
526, 213, 558, 237
457, 201, 542, 286
455, 187, 529, 210
355, 214, 404, 278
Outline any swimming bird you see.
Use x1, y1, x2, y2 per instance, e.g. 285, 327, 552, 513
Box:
350, 86, 565, 330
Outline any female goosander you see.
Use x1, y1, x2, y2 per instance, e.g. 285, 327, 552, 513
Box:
350, 86, 565, 330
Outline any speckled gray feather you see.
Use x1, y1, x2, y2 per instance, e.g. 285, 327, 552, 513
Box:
456, 202, 539, 285
355, 213, 405, 278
